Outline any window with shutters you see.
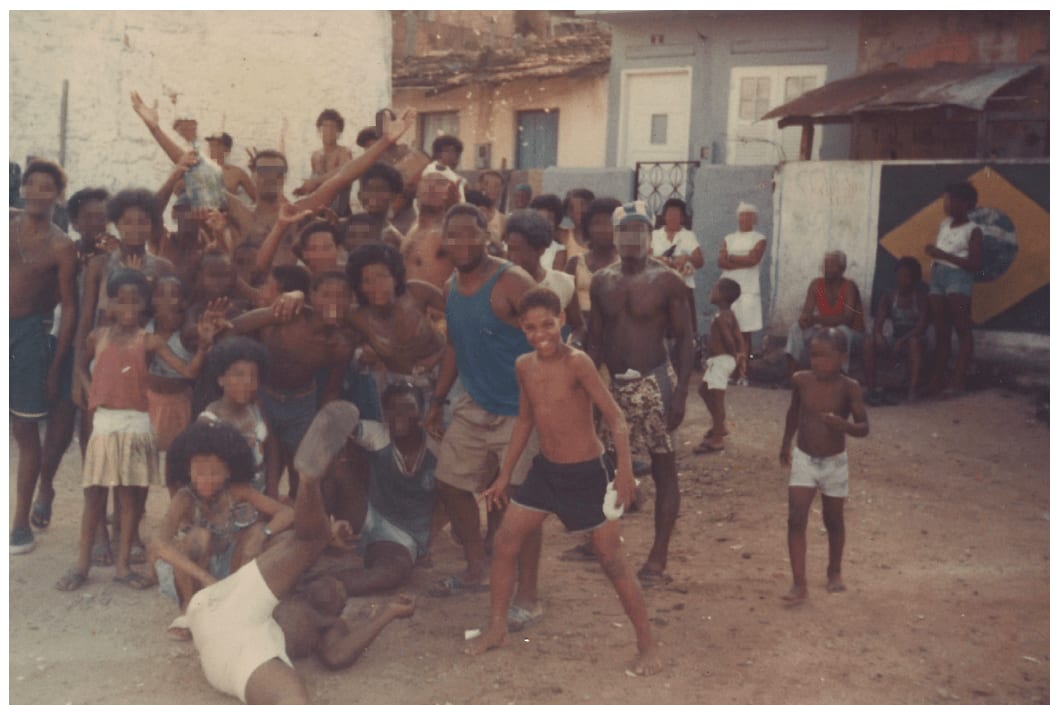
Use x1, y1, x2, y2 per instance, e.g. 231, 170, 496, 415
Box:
727, 65, 826, 164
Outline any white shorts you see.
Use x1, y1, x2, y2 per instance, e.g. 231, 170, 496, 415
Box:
789, 447, 849, 498
702, 354, 736, 390
186, 560, 291, 703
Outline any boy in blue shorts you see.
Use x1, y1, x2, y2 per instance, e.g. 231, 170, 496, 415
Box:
779, 328, 869, 604
463, 287, 661, 677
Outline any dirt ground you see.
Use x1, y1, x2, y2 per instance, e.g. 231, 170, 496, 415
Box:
7, 385, 1050, 705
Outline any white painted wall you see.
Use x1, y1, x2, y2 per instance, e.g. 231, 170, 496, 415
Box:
768, 160, 881, 333
10, 11, 391, 198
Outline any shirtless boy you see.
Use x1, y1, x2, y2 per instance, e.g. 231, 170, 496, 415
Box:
205, 131, 257, 203
779, 328, 869, 604
694, 278, 746, 454
587, 201, 693, 584
229, 272, 358, 495
401, 170, 460, 289
464, 287, 662, 676
9, 159, 77, 554
355, 163, 405, 249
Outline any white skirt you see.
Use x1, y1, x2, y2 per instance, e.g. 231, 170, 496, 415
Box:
82, 408, 160, 488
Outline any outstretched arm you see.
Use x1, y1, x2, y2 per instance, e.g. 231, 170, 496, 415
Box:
130, 91, 187, 164
293, 110, 415, 214
255, 203, 312, 275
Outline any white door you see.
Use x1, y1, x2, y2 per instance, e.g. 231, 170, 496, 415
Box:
618, 68, 692, 168
727, 65, 827, 164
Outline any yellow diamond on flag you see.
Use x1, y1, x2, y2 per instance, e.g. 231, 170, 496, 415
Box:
879, 167, 1049, 324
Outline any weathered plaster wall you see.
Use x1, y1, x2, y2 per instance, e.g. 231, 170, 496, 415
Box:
394, 73, 608, 170
858, 11, 1049, 70
10, 11, 391, 198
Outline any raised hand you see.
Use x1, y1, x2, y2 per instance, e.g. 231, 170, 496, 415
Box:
130, 91, 160, 127
123, 254, 144, 271
176, 151, 199, 173
382, 108, 416, 143
270, 290, 305, 321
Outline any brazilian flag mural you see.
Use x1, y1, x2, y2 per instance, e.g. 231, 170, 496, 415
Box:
873, 163, 1049, 332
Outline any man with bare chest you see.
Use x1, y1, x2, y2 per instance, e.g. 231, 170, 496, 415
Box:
401, 171, 460, 289
230, 272, 359, 494
9, 160, 78, 554
587, 201, 694, 585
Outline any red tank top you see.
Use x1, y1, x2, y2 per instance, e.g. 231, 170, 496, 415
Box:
815, 280, 848, 318
88, 329, 150, 412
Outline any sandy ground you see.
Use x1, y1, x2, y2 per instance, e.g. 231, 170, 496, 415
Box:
8, 386, 1050, 705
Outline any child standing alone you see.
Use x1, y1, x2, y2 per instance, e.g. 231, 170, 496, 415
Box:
57, 269, 224, 591
694, 278, 746, 454
779, 328, 869, 604
464, 287, 661, 677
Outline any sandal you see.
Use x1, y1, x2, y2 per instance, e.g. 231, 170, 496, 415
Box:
507, 603, 544, 633
129, 543, 147, 565
693, 439, 724, 454
113, 571, 154, 590
30, 499, 52, 530
427, 574, 489, 598
56, 569, 87, 592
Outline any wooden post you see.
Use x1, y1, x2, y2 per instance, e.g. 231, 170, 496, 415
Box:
799, 122, 815, 161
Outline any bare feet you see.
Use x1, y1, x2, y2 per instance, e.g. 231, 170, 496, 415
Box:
630, 643, 663, 676
463, 625, 507, 656
826, 573, 846, 593
781, 584, 807, 605
385, 593, 416, 620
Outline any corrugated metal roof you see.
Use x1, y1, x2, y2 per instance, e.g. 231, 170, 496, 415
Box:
393, 26, 610, 96
762, 62, 1042, 125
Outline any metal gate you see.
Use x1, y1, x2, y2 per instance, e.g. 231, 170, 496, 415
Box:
634, 160, 700, 223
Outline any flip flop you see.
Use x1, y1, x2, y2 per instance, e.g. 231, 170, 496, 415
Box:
30, 499, 52, 529
55, 570, 87, 592
693, 439, 724, 454
507, 603, 544, 633
113, 572, 154, 590
427, 574, 489, 598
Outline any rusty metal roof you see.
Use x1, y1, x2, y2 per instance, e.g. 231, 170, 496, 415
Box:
393, 25, 610, 96
762, 62, 1043, 126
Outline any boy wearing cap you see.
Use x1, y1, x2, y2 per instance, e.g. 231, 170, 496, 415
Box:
205, 132, 256, 204
718, 201, 767, 357
587, 201, 694, 586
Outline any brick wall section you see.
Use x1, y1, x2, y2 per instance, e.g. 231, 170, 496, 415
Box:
10, 11, 391, 198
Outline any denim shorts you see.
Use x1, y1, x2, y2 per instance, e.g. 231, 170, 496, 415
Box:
929, 264, 974, 297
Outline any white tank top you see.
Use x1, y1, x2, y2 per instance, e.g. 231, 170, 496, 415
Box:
934, 217, 975, 269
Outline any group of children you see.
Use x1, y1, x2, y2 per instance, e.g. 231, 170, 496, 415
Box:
25, 100, 1003, 702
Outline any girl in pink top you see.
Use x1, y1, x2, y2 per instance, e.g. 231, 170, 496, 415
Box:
57, 269, 226, 592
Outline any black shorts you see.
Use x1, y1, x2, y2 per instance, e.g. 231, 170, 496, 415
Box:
511, 455, 614, 533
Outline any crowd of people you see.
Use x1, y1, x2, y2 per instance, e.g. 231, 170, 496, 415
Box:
10, 92, 984, 704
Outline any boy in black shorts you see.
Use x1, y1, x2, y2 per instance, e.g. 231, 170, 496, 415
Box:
463, 287, 661, 677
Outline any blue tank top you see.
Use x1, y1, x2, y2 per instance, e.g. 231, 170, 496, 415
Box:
446, 262, 531, 417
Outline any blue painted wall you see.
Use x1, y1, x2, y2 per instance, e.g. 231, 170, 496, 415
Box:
597, 11, 860, 167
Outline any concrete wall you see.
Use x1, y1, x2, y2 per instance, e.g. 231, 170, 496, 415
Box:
599, 11, 860, 167
769, 160, 881, 333
394, 73, 608, 170
540, 168, 634, 202
691, 165, 776, 333
10, 11, 391, 199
